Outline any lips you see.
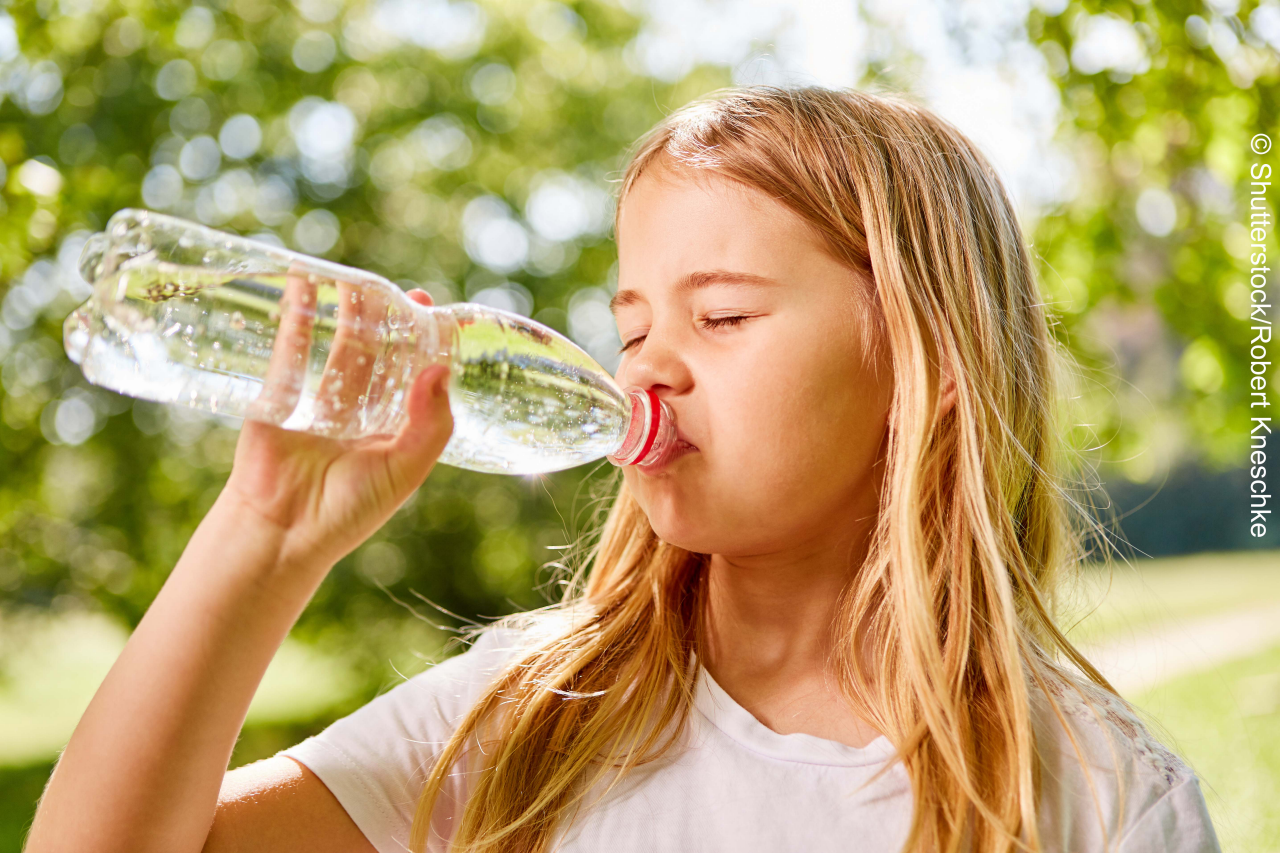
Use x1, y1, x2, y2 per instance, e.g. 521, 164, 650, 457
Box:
638, 434, 697, 473
634, 406, 698, 472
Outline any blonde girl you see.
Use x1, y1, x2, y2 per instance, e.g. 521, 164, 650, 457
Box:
29, 86, 1220, 853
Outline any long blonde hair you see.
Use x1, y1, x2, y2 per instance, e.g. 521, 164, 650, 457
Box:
409, 85, 1118, 853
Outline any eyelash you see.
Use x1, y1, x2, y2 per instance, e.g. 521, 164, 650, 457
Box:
616, 315, 750, 354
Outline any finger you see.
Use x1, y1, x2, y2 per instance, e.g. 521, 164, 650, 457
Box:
406, 288, 434, 307
247, 266, 316, 425
315, 279, 384, 435
379, 364, 453, 491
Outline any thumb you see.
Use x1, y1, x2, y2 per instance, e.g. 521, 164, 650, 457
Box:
387, 364, 454, 485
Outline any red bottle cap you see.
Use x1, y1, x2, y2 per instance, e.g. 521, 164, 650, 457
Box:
607, 386, 665, 466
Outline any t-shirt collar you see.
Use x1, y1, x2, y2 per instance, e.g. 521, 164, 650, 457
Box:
693, 662, 899, 767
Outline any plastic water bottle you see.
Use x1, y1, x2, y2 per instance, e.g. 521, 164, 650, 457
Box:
62, 209, 681, 475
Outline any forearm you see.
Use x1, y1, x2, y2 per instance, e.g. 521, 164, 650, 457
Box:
26, 494, 333, 853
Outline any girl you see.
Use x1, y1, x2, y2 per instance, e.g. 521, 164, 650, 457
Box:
28, 86, 1220, 853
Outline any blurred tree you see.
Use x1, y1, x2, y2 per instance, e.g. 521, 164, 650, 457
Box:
1026, 1, 1278, 481
853, 0, 1277, 483
0, 0, 1275, 701
0, 0, 731, 690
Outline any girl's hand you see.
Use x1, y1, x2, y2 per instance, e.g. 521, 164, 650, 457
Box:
26, 285, 453, 853
221, 287, 453, 570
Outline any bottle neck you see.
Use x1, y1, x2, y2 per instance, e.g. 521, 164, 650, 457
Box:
608, 387, 677, 467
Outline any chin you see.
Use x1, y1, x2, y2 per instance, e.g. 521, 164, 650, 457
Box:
635, 496, 708, 552
650, 526, 709, 553
625, 470, 721, 550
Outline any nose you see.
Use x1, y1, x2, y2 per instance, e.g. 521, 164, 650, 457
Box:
615, 320, 692, 396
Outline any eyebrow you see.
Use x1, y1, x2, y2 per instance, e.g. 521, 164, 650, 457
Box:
608, 270, 780, 316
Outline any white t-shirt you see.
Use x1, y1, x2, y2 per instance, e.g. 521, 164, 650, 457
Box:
277, 626, 1221, 853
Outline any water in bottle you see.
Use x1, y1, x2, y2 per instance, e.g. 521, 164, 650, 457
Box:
63, 209, 680, 475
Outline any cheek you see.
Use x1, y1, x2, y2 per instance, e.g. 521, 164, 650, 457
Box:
705, 349, 886, 511
713, 406, 858, 512
622, 327, 890, 550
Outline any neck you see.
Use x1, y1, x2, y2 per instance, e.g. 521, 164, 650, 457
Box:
693, 513, 884, 745
700, 515, 875, 685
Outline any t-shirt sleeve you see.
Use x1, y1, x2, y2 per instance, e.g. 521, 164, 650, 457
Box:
1116, 776, 1222, 853
276, 626, 528, 853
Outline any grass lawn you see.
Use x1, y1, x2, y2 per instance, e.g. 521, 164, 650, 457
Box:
0, 608, 365, 767
1061, 549, 1280, 646
0, 607, 372, 852
0, 548, 1275, 851
1135, 642, 1280, 853
1058, 550, 1280, 849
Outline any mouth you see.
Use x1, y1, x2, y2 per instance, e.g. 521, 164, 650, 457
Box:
638, 435, 698, 474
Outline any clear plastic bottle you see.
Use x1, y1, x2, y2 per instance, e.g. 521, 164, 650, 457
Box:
63, 209, 681, 475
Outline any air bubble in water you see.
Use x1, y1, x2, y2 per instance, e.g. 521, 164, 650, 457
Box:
230, 311, 246, 330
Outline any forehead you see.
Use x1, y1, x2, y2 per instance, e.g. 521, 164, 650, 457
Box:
619, 161, 784, 230
615, 163, 828, 279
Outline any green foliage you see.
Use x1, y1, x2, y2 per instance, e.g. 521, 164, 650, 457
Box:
0, 0, 1273, 696
0, 0, 730, 688
1027, 1, 1278, 479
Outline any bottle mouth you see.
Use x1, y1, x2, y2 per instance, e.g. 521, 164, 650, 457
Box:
607, 386, 676, 467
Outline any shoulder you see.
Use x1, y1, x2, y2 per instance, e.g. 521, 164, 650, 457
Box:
1031, 674, 1220, 852
359, 620, 538, 732
281, 621, 535, 761
1035, 675, 1190, 789
273, 622, 539, 853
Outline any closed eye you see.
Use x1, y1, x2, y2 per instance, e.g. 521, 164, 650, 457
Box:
616, 315, 751, 354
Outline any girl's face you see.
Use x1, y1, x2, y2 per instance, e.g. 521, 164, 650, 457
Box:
613, 163, 894, 557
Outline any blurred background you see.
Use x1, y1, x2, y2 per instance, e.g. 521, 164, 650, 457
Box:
0, 0, 1277, 849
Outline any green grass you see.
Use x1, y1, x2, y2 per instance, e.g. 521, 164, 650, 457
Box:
0, 714, 343, 853
1135, 642, 1280, 853
0, 608, 364, 766
1061, 550, 1280, 645
0, 549, 1276, 851
0, 607, 370, 852
0, 763, 54, 853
